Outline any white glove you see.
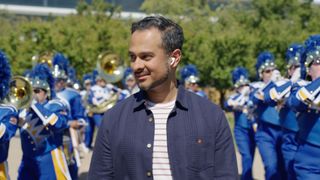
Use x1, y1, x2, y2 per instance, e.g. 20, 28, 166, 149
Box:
271, 70, 282, 82
290, 67, 301, 83
239, 86, 250, 96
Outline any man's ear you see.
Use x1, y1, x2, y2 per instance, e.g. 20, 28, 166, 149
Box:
170, 49, 182, 67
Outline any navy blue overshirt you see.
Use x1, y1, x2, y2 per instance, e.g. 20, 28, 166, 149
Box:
89, 84, 238, 180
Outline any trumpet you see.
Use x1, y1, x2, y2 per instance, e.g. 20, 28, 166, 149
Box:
2, 76, 33, 109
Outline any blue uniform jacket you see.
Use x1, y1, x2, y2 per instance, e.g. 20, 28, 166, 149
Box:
288, 78, 320, 146
89, 84, 238, 180
57, 87, 85, 123
19, 99, 68, 158
264, 80, 298, 131
250, 81, 280, 126
0, 104, 18, 162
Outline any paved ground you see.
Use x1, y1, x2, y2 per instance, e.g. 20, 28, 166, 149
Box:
7, 134, 92, 180
7, 134, 265, 180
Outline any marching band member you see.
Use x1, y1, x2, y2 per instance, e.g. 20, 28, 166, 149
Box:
67, 67, 81, 91
250, 52, 285, 179
120, 67, 139, 100
84, 73, 114, 149
264, 44, 305, 179
52, 53, 85, 180
225, 67, 256, 180
288, 35, 320, 180
0, 51, 18, 180
17, 63, 71, 180
180, 64, 207, 98
80, 73, 94, 152
80, 73, 93, 104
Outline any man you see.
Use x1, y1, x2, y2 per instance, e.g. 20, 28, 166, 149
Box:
264, 44, 304, 179
185, 75, 208, 98
84, 72, 117, 151
225, 67, 255, 180
250, 51, 286, 180
288, 35, 320, 180
120, 67, 139, 100
0, 51, 18, 180
52, 53, 86, 180
87, 75, 114, 127
80, 73, 94, 152
17, 63, 71, 180
180, 64, 207, 98
89, 16, 238, 180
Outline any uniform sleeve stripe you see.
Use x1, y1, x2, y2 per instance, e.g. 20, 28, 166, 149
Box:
0, 123, 6, 138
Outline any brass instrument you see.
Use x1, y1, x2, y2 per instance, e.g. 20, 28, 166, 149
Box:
2, 76, 33, 109
32, 51, 54, 68
86, 93, 119, 115
86, 52, 125, 115
96, 52, 124, 83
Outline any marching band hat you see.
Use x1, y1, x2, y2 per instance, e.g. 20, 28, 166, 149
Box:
232, 67, 250, 88
29, 63, 55, 99
0, 51, 11, 100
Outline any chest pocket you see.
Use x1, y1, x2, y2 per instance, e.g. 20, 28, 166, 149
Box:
186, 135, 215, 171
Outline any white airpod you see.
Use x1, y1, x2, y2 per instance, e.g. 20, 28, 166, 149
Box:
170, 57, 175, 65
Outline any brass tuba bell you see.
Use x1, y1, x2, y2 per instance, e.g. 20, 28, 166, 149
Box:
85, 53, 125, 115
96, 52, 124, 83
32, 51, 54, 68
3, 76, 33, 109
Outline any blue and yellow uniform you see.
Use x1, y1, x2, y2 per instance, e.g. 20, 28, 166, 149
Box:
17, 63, 71, 180
52, 53, 85, 180
288, 35, 320, 180
0, 105, 18, 180
264, 44, 305, 179
250, 52, 285, 180
225, 67, 255, 180
0, 51, 18, 180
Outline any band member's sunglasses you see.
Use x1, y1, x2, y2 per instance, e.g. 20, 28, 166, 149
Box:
264, 69, 273, 74
33, 89, 42, 94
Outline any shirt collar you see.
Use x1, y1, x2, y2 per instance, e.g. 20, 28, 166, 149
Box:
133, 81, 188, 112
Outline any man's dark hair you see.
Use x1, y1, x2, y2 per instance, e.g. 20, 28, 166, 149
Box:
131, 16, 184, 54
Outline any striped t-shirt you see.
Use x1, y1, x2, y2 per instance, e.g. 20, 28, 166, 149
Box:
146, 100, 175, 180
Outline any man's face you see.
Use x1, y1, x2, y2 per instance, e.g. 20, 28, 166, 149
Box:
262, 68, 273, 83
288, 65, 299, 77
33, 88, 47, 103
189, 82, 198, 92
308, 62, 320, 80
126, 78, 136, 89
97, 79, 106, 87
55, 79, 65, 91
129, 28, 171, 91
85, 83, 91, 91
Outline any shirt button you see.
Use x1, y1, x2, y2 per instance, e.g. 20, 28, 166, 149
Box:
148, 117, 153, 122
33, 148, 36, 151
146, 171, 152, 177
31, 141, 34, 144
147, 143, 152, 149
197, 138, 203, 144
28, 136, 31, 139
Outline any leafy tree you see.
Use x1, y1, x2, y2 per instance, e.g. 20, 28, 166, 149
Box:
140, 0, 320, 105
1, 0, 320, 105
